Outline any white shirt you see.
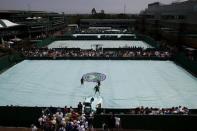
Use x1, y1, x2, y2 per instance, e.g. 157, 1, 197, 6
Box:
115, 117, 120, 126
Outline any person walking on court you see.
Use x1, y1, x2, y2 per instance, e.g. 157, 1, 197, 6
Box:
94, 85, 100, 95
97, 80, 101, 86
81, 77, 84, 85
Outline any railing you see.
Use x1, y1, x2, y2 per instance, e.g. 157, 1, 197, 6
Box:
26, 56, 171, 61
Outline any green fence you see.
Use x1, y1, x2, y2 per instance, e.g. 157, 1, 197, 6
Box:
0, 53, 24, 72
175, 53, 197, 76
36, 37, 56, 48
136, 34, 159, 48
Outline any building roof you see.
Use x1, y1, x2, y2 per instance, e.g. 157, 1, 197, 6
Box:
0, 19, 19, 28
80, 19, 135, 22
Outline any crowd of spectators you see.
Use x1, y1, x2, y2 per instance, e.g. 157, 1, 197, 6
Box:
37, 104, 189, 131
131, 106, 189, 115
37, 103, 93, 131
22, 47, 171, 59
97, 106, 189, 115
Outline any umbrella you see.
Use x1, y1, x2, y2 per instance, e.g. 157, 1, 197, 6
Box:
11, 37, 22, 42
8, 41, 14, 44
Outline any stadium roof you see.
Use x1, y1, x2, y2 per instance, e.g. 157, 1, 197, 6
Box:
0, 19, 19, 28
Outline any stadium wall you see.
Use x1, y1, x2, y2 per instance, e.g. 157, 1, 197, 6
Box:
93, 114, 197, 130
